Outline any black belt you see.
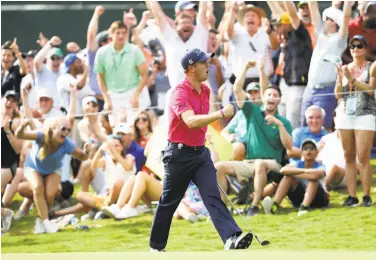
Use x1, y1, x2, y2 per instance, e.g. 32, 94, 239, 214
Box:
168, 142, 205, 151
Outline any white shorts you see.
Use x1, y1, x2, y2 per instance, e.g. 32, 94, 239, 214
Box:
90, 169, 108, 196
336, 114, 376, 131
108, 87, 151, 127
24, 167, 62, 178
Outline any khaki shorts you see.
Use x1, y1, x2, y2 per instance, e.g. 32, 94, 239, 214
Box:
228, 159, 281, 182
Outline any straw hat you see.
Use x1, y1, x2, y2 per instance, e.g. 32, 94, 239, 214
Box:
237, 4, 267, 25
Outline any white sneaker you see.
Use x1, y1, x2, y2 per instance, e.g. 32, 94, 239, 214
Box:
150, 248, 165, 252
135, 205, 152, 214
14, 210, 28, 220
116, 206, 138, 220
81, 210, 97, 221
34, 218, 46, 234
43, 219, 59, 233
262, 196, 273, 215
2, 209, 14, 232
102, 204, 121, 219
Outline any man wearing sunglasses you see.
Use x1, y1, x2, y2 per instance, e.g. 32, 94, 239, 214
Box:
262, 139, 329, 217
301, 1, 352, 131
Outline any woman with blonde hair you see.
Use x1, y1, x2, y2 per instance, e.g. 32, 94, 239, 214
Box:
335, 35, 376, 207
15, 117, 89, 234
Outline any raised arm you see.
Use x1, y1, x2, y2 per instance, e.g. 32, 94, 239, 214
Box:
67, 85, 77, 128
267, 1, 286, 18
34, 36, 62, 73
146, 0, 167, 31
284, 1, 301, 30
87, 5, 105, 52
225, 2, 238, 40
307, 1, 321, 31
15, 119, 39, 141
233, 60, 257, 108
197, 1, 209, 29
10, 39, 26, 76
339, 1, 353, 39
258, 56, 268, 97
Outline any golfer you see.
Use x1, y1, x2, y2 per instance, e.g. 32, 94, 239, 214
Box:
149, 48, 252, 252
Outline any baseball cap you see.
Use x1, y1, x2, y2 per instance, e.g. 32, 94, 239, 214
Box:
96, 30, 109, 45
4, 90, 19, 101
63, 53, 79, 73
22, 49, 38, 59
175, 1, 198, 13
322, 7, 344, 27
300, 138, 318, 150
60, 181, 74, 200
297, 1, 309, 8
81, 96, 98, 109
365, 1, 376, 13
37, 88, 52, 100
114, 123, 132, 135
277, 12, 292, 25
350, 34, 368, 47
245, 82, 260, 92
181, 48, 215, 70
48, 47, 64, 59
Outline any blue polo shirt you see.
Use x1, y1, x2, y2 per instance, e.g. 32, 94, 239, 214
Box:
223, 110, 247, 143
290, 127, 327, 163
290, 160, 326, 186
125, 141, 146, 172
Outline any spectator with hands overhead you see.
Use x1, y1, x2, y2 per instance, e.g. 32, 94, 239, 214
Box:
1, 38, 27, 96
33, 35, 64, 106
225, 2, 278, 87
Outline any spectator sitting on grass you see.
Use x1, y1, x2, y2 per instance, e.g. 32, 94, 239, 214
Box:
262, 139, 329, 217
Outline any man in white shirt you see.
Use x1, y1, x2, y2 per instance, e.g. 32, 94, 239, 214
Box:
225, 3, 279, 87
301, 1, 352, 131
57, 53, 92, 115
147, 0, 209, 89
33, 36, 65, 106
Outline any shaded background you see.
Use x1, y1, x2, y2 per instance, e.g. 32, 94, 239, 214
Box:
1, 1, 333, 52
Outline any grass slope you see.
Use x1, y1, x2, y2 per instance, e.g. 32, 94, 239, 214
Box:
2, 162, 376, 253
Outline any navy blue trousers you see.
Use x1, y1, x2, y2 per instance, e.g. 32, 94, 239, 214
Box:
149, 143, 242, 250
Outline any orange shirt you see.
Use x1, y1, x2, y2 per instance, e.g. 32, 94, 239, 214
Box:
305, 23, 317, 49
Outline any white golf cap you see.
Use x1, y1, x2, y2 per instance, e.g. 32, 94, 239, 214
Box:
322, 7, 344, 27
37, 88, 52, 99
114, 123, 132, 134
81, 96, 98, 109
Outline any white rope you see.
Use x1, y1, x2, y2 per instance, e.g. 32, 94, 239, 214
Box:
26, 88, 375, 120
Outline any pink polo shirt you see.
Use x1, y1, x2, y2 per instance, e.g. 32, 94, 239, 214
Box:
168, 78, 210, 147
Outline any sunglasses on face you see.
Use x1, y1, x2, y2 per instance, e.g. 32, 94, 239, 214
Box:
137, 117, 148, 122
302, 146, 316, 151
61, 126, 71, 133
350, 43, 365, 49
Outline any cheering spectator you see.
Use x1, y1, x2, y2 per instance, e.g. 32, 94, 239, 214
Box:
1, 39, 26, 96
20, 50, 38, 110
1, 91, 22, 232
288, 105, 328, 162
94, 21, 148, 126
301, 1, 352, 131
335, 35, 376, 207
57, 53, 90, 115
147, 0, 209, 89
133, 111, 153, 149
33, 36, 64, 106
262, 139, 329, 217
216, 60, 293, 217
226, 3, 278, 86
297, 1, 317, 48
272, 1, 313, 129
86, 5, 111, 111
15, 117, 89, 234
347, 1, 376, 62
77, 96, 100, 144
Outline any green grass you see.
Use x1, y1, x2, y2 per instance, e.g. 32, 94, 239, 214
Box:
2, 161, 376, 253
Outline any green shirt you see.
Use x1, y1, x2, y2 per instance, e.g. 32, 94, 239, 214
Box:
94, 43, 145, 93
242, 98, 292, 162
